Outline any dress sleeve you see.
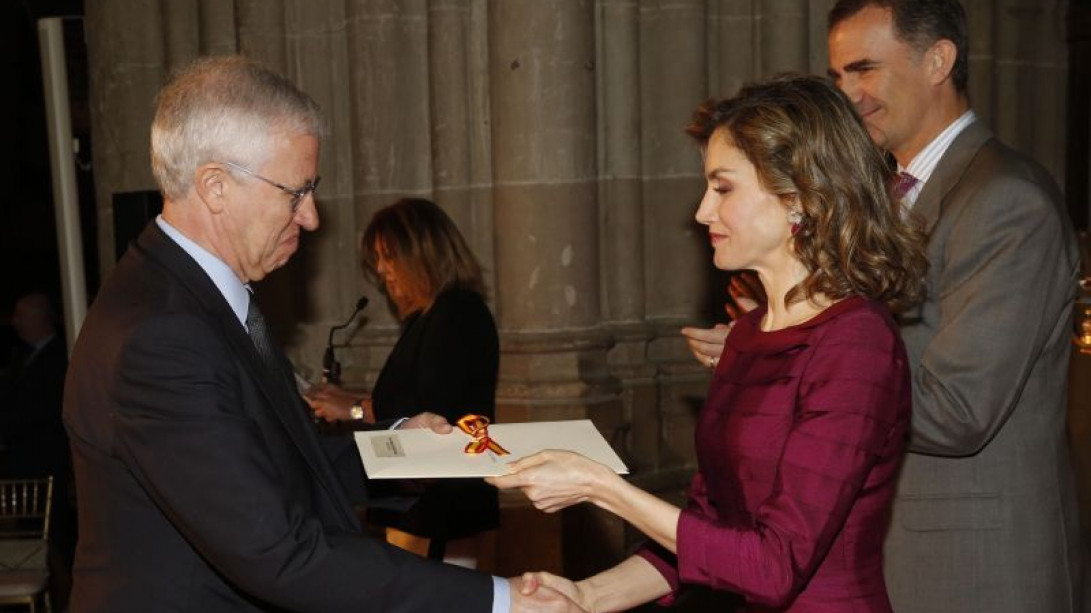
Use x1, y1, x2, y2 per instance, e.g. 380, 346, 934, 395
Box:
673, 312, 909, 607
635, 469, 716, 603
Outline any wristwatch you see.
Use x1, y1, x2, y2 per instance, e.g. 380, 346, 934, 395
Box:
349, 399, 366, 421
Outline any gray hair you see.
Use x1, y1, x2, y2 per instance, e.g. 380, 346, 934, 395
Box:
150, 55, 326, 200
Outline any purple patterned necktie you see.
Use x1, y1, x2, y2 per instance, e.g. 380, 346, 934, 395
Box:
894, 171, 919, 200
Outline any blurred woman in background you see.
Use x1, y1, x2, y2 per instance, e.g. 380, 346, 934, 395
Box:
306, 198, 499, 568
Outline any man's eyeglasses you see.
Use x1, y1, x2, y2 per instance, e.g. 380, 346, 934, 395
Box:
222, 161, 320, 213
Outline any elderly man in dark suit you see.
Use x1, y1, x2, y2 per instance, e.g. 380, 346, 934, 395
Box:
63, 55, 579, 613
683, 1, 1085, 611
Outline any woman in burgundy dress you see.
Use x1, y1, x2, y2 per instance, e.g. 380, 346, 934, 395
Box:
489, 74, 928, 612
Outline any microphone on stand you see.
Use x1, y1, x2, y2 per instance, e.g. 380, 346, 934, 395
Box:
322, 296, 369, 385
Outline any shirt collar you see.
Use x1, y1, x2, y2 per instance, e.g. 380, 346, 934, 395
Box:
898, 109, 977, 207
155, 215, 250, 329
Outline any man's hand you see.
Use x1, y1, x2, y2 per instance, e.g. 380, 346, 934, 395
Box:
399, 412, 453, 434
726, 271, 763, 319
517, 572, 589, 610
509, 575, 587, 612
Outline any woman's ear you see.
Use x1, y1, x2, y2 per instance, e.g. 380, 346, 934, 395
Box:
194, 164, 228, 213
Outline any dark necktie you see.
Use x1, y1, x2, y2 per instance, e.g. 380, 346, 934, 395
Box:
894, 171, 919, 200
246, 291, 289, 382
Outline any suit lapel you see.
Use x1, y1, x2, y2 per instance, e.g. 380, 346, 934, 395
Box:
133, 224, 360, 529
911, 119, 993, 234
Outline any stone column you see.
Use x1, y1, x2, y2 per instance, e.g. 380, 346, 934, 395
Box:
85, 0, 168, 274
807, 0, 838, 76
160, 0, 201, 70
596, 0, 658, 473
710, 0, 756, 97
340, 0, 434, 385
272, 1, 364, 377
992, 0, 1067, 181
427, 0, 496, 292
639, 0, 713, 476
197, 0, 237, 55
488, 0, 614, 423
237, 0, 286, 71
757, 0, 809, 76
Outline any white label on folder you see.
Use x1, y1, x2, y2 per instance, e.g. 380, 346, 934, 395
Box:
371, 434, 405, 458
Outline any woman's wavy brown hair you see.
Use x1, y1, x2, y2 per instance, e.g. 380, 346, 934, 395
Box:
362, 199, 487, 310
686, 74, 928, 312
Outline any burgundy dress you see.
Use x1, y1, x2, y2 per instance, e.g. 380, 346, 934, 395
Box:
639, 297, 910, 612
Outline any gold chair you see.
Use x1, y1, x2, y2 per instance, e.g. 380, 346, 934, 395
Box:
0, 477, 53, 613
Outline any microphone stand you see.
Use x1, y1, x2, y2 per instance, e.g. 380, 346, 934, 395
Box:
322, 296, 369, 385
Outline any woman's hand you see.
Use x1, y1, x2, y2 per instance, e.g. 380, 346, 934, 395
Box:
518, 572, 592, 612
304, 383, 369, 423
486, 450, 618, 513
680, 323, 730, 369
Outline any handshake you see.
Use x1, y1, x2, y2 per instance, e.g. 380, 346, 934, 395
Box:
509, 572, 589, 613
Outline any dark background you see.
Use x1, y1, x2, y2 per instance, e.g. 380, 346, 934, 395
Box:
2, 0, 94, 335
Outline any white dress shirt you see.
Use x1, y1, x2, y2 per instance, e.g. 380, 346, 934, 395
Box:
899, 109, 977, 208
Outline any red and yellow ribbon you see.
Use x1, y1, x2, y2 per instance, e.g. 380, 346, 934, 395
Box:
456, 414, 509, 456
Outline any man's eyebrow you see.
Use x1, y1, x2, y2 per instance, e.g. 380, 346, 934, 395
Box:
843, 58, 878, 72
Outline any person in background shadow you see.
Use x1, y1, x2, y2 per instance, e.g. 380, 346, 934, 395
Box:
493, 74, 928, 612
306, 198, 500, 569
1, 292, 76, 611
62, 55, 578, 613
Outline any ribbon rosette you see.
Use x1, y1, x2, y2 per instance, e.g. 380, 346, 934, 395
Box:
456, 414, 509, 456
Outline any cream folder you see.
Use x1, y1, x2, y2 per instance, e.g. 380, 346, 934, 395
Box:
355, 419, 629, 479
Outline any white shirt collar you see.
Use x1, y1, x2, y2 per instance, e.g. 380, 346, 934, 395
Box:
155, 215, 250, 329
898, 109, 977, 208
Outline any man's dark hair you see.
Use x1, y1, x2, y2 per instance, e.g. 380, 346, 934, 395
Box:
829, 0, 969, 94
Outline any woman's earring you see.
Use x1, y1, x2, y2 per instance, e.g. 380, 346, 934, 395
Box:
787, 210, 803, 236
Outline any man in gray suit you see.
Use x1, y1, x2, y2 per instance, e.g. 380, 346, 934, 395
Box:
828, 1, 1085, 610
685, 0, 1085, 610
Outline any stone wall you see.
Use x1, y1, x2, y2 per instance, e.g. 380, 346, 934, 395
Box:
83, 0, 1076, 579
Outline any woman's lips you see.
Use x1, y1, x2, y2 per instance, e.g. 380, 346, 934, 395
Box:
709, 232, 726, 246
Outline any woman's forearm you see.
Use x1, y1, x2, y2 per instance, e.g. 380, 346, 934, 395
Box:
578, 555, 673, 612
591, 475, 681, 553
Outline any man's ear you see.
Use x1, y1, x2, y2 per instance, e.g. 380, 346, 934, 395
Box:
927, 39, 957, 86
194, 164, 229, 213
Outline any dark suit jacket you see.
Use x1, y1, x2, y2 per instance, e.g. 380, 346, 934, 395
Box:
2, 334, 70, 479
885, 119, 1086, 612
63, 224, 493, 612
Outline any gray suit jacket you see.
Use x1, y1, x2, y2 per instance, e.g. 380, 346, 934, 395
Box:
885, 119, 1086, 612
